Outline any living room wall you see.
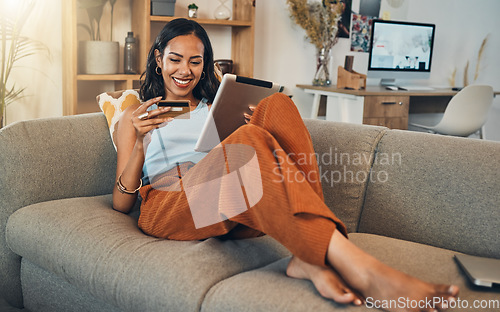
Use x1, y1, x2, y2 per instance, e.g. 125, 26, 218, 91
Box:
4, 0, 500, 140
3, 0, 63, 126
254, 0, 500, 141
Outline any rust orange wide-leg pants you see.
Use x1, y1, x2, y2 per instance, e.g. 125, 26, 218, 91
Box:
138, 93, 347, 267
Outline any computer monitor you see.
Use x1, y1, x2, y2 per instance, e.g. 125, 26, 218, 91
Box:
367, 19, 435, 86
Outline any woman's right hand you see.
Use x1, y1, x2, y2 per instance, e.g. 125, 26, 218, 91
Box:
131, 96, 173, 143
113, 96, 174, 213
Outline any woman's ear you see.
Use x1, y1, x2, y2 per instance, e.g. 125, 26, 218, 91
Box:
154, 49, 162, 68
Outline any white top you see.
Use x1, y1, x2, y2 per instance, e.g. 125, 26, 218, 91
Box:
142, 98, 209, 185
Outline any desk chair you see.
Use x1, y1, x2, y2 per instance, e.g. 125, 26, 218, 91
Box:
410, 85, 494, 139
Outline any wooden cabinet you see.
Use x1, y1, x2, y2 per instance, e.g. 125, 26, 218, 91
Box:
363, 95, 410, 130
62, 0, 255, 116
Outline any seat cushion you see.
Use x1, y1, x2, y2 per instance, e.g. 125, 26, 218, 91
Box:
6, 195, 290, 312
201, 233, 500, 312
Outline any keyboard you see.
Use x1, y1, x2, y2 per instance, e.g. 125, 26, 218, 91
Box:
398, 85, 435, 91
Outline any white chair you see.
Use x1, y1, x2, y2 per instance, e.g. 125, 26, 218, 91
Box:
410, 85, 494, 139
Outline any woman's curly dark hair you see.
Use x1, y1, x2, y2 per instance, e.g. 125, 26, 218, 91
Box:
139, 18, 220, 103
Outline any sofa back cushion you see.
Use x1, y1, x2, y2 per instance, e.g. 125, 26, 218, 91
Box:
304, 119, 387, 233
358, 129, 500, 259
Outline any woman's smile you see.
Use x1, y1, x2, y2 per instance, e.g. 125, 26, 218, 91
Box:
172, 77, 192, 88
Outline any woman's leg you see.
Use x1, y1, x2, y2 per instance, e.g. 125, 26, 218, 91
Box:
327, 230, 459, 311
246, 94, 459, 310
248, 93, 324, 199
139, 93, 347, 254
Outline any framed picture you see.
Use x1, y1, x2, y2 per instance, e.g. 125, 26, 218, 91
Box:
350, 14, 376, 52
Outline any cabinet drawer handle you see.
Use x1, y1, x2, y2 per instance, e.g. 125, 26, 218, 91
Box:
382, 101, 404, 105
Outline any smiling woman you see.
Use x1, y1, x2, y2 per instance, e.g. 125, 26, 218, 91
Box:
139, 18, 219, 105
113, 18, 220, 214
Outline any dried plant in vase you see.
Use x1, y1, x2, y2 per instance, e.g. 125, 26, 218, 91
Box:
287, 0, 344, 86
449, 34, 489, 88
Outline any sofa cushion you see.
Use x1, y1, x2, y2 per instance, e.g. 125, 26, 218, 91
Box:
303, 119, 387, 233
358, 129, 500, 259
6, 195, 290, 312
21, 258, 122, 312
201, 233, 500, 312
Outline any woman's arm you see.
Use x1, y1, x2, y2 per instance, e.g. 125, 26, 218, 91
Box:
112, 97, 172, 213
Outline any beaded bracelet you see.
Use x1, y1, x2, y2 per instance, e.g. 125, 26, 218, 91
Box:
116, 174, 142, 194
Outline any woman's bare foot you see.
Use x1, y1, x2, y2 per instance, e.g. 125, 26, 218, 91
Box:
327, 230, 459, 312
286, 256, 363, 306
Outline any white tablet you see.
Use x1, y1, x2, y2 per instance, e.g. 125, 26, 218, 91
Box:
194, 74, 282, 152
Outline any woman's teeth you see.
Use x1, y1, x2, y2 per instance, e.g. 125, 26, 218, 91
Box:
173, 77, 190, 85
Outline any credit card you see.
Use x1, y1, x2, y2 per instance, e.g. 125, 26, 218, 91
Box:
157, 100, 190, 119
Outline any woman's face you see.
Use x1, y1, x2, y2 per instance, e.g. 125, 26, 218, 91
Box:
155, 34, 205, 101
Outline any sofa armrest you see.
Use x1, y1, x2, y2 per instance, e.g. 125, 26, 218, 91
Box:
0, 112, 116, 307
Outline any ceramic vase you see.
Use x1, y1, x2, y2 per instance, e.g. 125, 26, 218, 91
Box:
214, 0, 231, 20
79, 41, 119, 74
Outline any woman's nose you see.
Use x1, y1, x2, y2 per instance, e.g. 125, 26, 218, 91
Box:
178, 61, 191, 75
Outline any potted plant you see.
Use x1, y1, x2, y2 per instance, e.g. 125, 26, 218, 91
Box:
78, 0, 119, 74
188, 3, 198, 18
1, 1, 49, 128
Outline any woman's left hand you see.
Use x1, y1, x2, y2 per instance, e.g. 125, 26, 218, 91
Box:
244, 105, 256, 124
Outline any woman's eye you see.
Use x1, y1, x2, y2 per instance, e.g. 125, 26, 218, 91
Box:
169, 58, 181, 63
191, 61, 202, 65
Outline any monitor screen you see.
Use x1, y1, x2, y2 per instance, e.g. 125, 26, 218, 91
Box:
367, 19, 435, 85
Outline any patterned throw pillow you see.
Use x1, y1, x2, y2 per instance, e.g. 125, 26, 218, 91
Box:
97, 89, 141, 149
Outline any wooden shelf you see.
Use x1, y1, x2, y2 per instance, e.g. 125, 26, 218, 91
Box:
132, 0, 255, 78
149, 16, 253, 27
77, 74, 141, 81
62, 0, 255, 116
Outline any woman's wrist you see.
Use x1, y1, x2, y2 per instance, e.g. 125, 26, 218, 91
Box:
134, 137, 146, 152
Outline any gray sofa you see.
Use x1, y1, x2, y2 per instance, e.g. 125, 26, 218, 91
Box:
1, 112, 499, 312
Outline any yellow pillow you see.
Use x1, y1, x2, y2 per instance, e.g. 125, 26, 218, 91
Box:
97, 89, 141, 149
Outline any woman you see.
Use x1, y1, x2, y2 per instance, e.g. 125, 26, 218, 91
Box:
113, 18, 458, 311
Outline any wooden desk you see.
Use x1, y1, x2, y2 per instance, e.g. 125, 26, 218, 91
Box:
296, 85, 497, 129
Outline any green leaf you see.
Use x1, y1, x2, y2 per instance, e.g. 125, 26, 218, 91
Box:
1, 0, 50, 123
